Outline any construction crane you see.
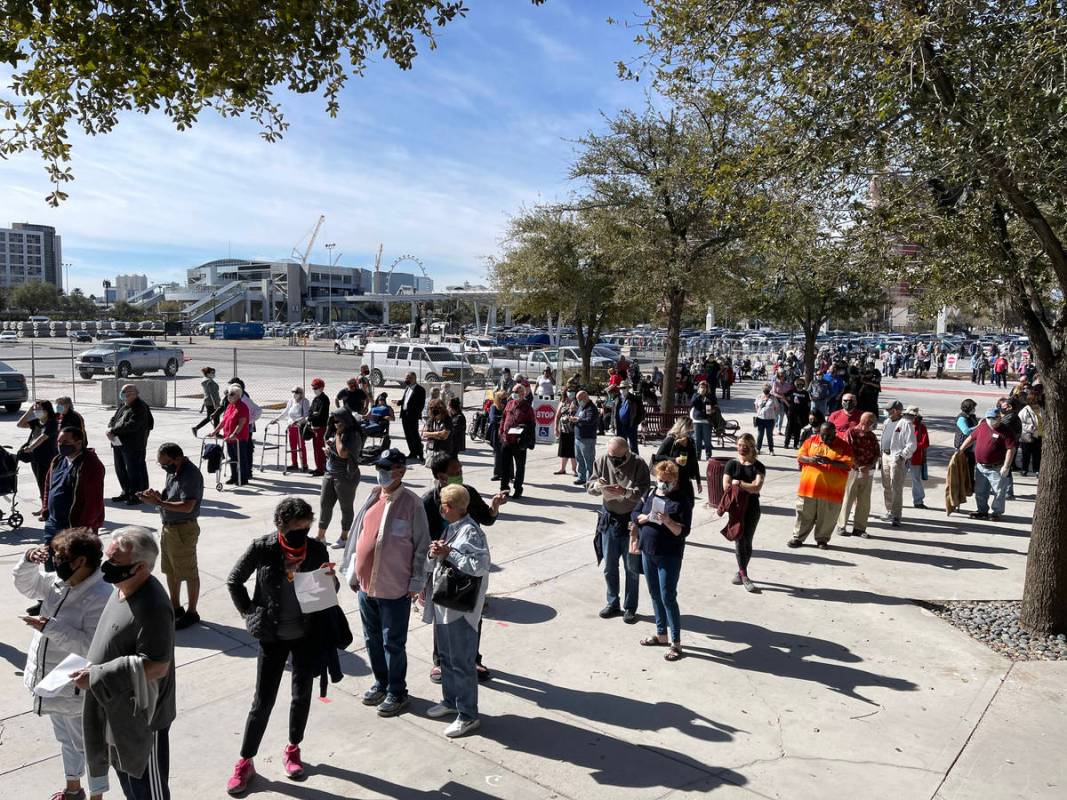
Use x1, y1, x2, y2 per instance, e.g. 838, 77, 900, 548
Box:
292, 214, 326, 272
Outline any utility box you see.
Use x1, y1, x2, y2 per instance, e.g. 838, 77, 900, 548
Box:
214, 322, 265, 340
101, 378, 169, 408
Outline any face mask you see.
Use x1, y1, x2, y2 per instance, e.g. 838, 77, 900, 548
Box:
59, 443, 77, 457
313, 388, 323, 396
446, 474, 464, 486
56, 404, 67, 415
377, 468, 394, 487
843, 400, 855, 409
160, 462, 177, 474
293, 393, 302, 399
283, 527, 310, 547
101, 559, 138, 584
34, 409, 46, 420
656, 480, 673, 493
510, 393, 520, 401
609, 455, 626, 467
54, 558, 77, 582
567, 392, 576, 398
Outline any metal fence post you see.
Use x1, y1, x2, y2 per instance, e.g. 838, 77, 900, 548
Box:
70, 341, 77, 403
302, 350, 306, 388
30, 339, 36, 397
232, 348, 237, 380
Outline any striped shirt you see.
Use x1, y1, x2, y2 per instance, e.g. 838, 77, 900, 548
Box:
797, 435, 854, 503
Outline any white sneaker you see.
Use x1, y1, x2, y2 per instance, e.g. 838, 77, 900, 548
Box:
426, 703, 457, 719
444, 717, 481, 738
331, 538, 347, 550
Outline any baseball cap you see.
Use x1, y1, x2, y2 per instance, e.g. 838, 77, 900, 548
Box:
310, 377, 325, 388
884, 400, 903, 411
985, 408, 998, 419
904, 405, 920, 416
373, 448, 408, 469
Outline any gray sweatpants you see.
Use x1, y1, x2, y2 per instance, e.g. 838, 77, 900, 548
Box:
319, 472, 359, 532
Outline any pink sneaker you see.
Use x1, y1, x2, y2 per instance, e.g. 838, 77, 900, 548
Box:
283, 744, 305, 779
226, 757, 255, 795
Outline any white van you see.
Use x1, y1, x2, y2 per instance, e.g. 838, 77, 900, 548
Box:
362, 341, 474, 386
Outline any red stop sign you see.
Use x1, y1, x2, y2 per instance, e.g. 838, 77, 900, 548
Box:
534, 403, 557, 425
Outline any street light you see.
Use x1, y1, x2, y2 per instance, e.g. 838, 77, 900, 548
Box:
324, 243, 335, 324
62, 261, 71, 294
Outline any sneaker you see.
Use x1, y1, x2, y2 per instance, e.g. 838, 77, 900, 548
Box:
310, 469, 325, 477
175, 610, 200, 630
476, 663, 492, 681
226, 757, 256, 795
742, 576, 760, 593
377, 694, 410, 717
111, 494, 128, 502
572, 478, 585, 485
786, 538, 803, 548
838, 527, 853, 537
427, 702, 457, 719
731, 572, 743, 585
512, 488, 523, 499
890, 517, 901, 527
282, 744, 304, 779
914, 502, 927, 509
429, 665, 442, 684
622, 610, 638, 624
969, 511, 989, 520
816, 542, 830, 550
362, 686, 386, 706
330, 538, 347, 550
598, 605, 622, 619
855, 529, 869, 539
991, 514, 1003, 522
444, 717, 481, 738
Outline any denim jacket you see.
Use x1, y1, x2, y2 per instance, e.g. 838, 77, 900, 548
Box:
421, 515, 490, 630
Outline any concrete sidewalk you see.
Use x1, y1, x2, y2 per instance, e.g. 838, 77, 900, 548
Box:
0, 375, 1062, 799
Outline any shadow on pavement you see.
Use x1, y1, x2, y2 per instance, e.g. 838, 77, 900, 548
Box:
830, 544, 1007, 571
263, 767, 512, 799
680, 615, 919, 704
482, 596, 558, 625
758, 582, 912, 606
689, 540, 857, 567
0, 639, 26, 671
870, 533, 1024, 556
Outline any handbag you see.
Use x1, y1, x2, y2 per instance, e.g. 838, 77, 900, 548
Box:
301, 421, 315, 441
431, 560, 482, 612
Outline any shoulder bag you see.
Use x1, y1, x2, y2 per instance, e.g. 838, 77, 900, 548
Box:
431, 561, 482, 612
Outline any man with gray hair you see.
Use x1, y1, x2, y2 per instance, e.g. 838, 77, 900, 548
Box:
106, 384, 154, 506
588, 437, 650, 623
72, 526, 175, 799
573, 390, 599, 486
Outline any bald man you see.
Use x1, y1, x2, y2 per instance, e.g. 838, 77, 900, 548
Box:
837, 412, 880, 538
106, 383, 154, 504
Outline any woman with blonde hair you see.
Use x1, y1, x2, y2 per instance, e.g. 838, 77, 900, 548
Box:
654, 418, 701, 501
631, 459, 693, 662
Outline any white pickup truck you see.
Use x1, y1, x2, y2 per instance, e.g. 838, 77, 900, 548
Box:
333, 332, 363, 354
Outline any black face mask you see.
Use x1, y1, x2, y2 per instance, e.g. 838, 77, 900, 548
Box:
284, 527, 311, 547
58, 443, 77, 457
101, 559, 138, 584
160, 461, 177, 474
609, 455, 627, 467
54, 557, 77, 582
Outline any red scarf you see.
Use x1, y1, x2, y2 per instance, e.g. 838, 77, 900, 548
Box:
278, 532, 306, 580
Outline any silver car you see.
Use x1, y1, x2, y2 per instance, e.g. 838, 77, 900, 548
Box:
75, 338, 185, 379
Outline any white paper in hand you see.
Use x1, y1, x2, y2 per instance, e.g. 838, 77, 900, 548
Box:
293, 567, 338, 614
651, 496, 667, 524
34, 652, 89, 698
507, 427, 525, 436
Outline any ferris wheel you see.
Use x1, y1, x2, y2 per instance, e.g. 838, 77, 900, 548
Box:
386, 254, 428, 278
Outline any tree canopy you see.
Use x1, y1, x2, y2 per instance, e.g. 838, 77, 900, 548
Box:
8, 280, 58, 315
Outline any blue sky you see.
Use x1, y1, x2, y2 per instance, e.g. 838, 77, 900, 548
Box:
0, 0, 651, 295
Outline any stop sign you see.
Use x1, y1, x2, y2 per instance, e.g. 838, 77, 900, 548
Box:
535, 403, 557, 425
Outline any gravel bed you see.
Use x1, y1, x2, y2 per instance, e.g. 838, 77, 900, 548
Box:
924, 600, 1067, 661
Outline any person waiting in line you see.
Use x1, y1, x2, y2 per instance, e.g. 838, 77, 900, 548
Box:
908, 407, 930, 509
447, 396, 467, 455
192, 366, 221, 436
18, 399, 59, 512
225, 498, 337, 794
212, 384, 251, 485
573, 390, 599, 486
422, 453, 507, 684
632, 460, 693, 662
782, 377, 811, 449
958, 409, 1017, 522
342, 449, 431, 719
363, 392, 395, 441
336, 375, 369, 416
554, 388, 578, 477
498, 383, 536, 499
880, 400, 917, 527
54, 395, 86, 441
752, 384, 779, 455
273, 385, 310, 473
105, 384, 153, 504
41, 425, 106, 560
486, 390, 506, 482
307, 377, 331, 476
589, 437, 650, 624
1019, 390, 1044, 477
722, 433, 766, 593
423, 484, 491, 738
14, 528, 111, 800
689, 380, 714, 461
316, 409, 363, 549
422, 398, 454, 465
612, 382, 645, 455
654, 418, 702, 504
788, 422, 853, 549
536, 367, 555, 399
836, 412, 880, 539
397, 372, 427, 462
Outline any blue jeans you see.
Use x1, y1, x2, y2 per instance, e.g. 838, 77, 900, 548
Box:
602, 528, 640, 613
693, 421, 713, 460
642, 552, 683, 643
974, 463, 1007, 516
436, 618, 480, 722
575, 436, 596, 483
357, 592, 411, 698
910, 462, 925, 505
755, 418, 775, 453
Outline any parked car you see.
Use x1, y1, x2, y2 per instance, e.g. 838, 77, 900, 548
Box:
0, 361, 28, 413
75, 338, 185, 379
69, 331, 92, 343
334, 332, 363, 354
96, 330, 124, 341
0, 331, 18, 344
361, 341, 474, 386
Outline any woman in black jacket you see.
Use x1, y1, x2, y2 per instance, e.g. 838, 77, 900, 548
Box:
654, 418, 702, 502
225, 497, 335, 794
308, 377, 331, 476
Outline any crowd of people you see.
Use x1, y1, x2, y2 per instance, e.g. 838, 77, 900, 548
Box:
5, 343, 1045, 798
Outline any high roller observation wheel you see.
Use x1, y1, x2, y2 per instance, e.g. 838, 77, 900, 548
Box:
386, 255, 427, 277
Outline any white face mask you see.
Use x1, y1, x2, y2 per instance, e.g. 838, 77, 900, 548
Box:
34, 409, 46, 420
376, 468, 394, 487
56, 404, 67, 415
656, 480, 672, 493
313, 388, 323, 396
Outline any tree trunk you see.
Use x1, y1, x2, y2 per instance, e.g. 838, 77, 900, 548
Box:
802, 324, 818, 383
1020, 356, 1067, 634
660, 289, 685, 415
575, 319, 593, 385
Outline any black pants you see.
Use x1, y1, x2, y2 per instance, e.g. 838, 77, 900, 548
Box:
192, 405, 221, 433
783, 415, 805, 448
113, 445, 148, 497
116, 726, 170, 800
402, 415, 423, 460
1021, 438, 1042, 473
734, 503, 761, 573
240, 638, 316, 759
498, 444, 527, 491
754, 418, 775, 453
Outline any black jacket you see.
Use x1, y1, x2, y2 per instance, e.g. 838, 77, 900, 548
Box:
107, 398, 153, 450
308, 393, 331, 428
227, 533, 332, 642
399, 383, 426, 422
421, 483, 497, 541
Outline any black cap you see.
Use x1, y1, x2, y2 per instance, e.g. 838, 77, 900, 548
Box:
373, 448, 407, 469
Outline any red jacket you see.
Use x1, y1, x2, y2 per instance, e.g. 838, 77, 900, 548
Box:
42, 448, 106, 531
911, 422, 930, 466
